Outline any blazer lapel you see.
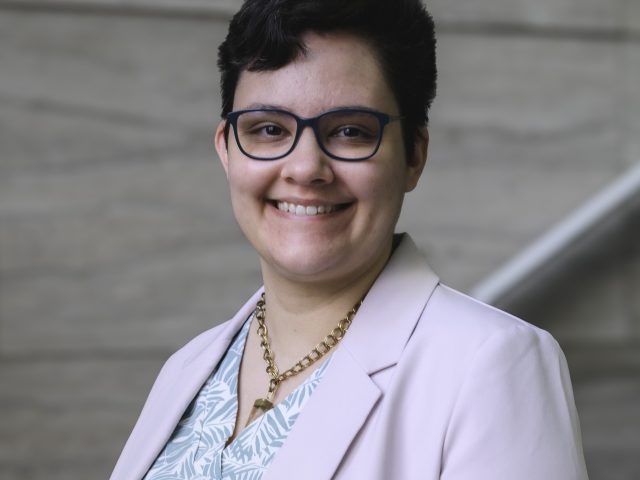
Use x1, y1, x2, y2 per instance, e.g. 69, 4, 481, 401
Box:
263, 346, 381, 480
111, 290, 263, 480
343, 234, 440, 375
265, 234, 439, 480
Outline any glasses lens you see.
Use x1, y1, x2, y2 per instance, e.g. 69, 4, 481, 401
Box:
318, 111, 382, 160
235, 110, 297, 159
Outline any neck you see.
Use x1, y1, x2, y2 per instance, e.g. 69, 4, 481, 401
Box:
258, 241, 393, 360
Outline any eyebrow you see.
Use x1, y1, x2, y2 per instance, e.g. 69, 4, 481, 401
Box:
243, 103, 286, 110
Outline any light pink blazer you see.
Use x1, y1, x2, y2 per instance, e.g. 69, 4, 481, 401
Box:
111, 235, 588, 480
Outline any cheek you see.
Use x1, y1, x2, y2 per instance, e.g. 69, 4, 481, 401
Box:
346, 164, 408, 234
361, 136, 411, 203
356, 164, 408, 205
226, 171, 247, 209
226, 160, 269, 203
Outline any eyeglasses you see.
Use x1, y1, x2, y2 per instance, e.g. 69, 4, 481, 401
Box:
225, 108, 402, 161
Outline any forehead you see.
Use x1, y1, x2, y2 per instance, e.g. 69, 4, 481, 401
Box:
232, 32, 397, 116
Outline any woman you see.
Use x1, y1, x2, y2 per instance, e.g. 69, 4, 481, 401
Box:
111, 0, 588, 479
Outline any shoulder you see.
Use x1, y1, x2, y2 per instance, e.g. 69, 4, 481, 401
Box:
413, 286, 587, 478
153, 318, 238, 381
398, 283, 569, 402
418, 283, 561, 358
143, 289, 263, 399
167, 320, 242, 363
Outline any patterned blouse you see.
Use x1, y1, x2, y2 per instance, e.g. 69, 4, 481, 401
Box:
144, 316, 331, 480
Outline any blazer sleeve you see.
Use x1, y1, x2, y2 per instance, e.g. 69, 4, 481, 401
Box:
440, 324, 589, 480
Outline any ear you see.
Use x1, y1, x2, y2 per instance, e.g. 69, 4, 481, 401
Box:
214, 120, 230, 177
405, 127, 429, 192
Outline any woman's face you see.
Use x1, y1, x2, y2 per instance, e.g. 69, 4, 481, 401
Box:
215, 32, 427, 288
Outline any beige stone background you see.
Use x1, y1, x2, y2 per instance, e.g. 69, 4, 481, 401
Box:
1, 0, 639, 478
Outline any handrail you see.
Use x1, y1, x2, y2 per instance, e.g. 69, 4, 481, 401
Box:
470, 162, 640, 305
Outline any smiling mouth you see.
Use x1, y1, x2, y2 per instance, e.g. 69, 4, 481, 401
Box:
274, 201, 350, 216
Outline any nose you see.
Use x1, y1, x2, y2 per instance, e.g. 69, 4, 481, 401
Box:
279, 127, 335, 186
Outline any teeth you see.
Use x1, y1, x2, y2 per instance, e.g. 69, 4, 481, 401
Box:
276, 201, 336, 216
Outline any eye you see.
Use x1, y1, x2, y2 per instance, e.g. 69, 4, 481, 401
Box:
236, 110, 296, 139
332, 125, 376, 140
245, 122, 290, 139
263, 125, 284, 136
337, 126, 363, 137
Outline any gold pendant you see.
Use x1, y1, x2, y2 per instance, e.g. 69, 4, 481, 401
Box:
245, 398, 273, 427
245, 386, 277, 427
253, 398, 274, 411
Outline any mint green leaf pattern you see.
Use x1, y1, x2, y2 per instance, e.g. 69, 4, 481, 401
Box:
144, 316, 331, 480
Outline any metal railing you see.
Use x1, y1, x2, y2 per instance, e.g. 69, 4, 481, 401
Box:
471, 162, 640, 305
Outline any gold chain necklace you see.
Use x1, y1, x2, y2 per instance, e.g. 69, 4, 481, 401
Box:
246, 292, 363, 426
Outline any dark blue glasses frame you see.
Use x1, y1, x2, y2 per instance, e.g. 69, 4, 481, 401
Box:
224, 108, 403, 161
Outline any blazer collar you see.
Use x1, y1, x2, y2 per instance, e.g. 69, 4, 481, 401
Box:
342, 233, 440, 374
183, 288, 264, 369
264, 233, 440, 480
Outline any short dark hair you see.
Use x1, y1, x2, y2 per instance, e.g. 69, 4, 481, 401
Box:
218, 0, 437, 161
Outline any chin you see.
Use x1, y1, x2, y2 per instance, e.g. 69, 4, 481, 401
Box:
263, 240, 390, 287
269, 252, 346, 282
